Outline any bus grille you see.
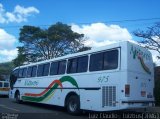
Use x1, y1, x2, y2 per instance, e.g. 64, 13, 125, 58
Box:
102, 86, 116, 107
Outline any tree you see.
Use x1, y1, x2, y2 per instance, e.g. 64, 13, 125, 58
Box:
0, 62, 14, 77
134, 22, 160, 59
14, 22, 91, 66
13, 47, 28, 66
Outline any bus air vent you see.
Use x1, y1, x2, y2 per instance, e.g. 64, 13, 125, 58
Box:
102, 86, 116, 107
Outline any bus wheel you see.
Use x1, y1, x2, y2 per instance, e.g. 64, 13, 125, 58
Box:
66, 95, 80, 115
15, 91, 21, 103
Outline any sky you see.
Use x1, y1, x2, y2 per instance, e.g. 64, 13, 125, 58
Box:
0, 0, 160, 65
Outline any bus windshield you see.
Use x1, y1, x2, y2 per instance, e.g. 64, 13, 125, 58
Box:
10, 69, 19, 89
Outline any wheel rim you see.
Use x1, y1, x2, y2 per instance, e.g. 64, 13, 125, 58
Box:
69, 100, 77, 112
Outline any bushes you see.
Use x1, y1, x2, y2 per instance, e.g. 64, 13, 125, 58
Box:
154, 79, 160, 106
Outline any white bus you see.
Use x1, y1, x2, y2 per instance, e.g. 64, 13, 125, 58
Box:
9, 41, 154, 114
0, 81, 10, 96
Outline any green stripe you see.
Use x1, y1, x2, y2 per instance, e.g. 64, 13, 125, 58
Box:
22, 76, 79, 102
60, 76, 79, 88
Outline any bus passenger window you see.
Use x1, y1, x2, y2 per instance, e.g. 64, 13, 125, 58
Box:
32, 66, 37, 77
50, 62, 58, 75
58, 60, 66, 74
67, 58, 77, 74
14, 69, 19, 78
43, 63, 50, 76
18, 68, 23, 78
77, 56, 88, 73
89, 53, 103, 71
104, 50, 118, 70
27, 67, 32, 77
37, 64, 44, 77
22, 68, 27, 78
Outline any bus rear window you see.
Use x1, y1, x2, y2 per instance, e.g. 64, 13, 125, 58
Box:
4, 82, 9, 87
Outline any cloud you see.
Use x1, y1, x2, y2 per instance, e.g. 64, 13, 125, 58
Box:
0, 29, 17, 49
72, 23, 133, 47
71, 23, 159, 66
0, 3, 39, 23
0, 29, 18, 62
150, 50, 160, 66
0, 49, 18, 62
14, 5, 39, 16
0, 3, 38, 62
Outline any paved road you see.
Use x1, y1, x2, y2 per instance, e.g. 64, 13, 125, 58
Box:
0, 96, 88, 119
1, 96, 160, 119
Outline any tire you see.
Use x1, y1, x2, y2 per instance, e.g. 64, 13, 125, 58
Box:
66, 95, 80, 115
15, 91, 22, 103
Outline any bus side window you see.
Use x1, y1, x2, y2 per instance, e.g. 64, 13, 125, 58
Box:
50, 62, 58, 75
31, 66, 37, 77
27, 67, 32, 77
77, 56, 88, 73
0, 82, 2, 87
14, 69, 19, 78
67, 58, 77, 74
37, 64, 44, 77
89, 53, 103, 71
103, 50, 118, 70
58, 60, 66, 75
22, 68, 27, 78
19, 68, 23, 78
43, 63, 50, 76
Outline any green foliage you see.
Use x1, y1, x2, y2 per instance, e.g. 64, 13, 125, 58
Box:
13, 47, 28, 67
155, 79, 160, 106
14, 22, 91, 66
134, 22, 160, 59
0, 62, 14, 75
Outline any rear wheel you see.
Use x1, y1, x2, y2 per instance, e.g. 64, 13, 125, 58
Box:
66, 95, 80, 115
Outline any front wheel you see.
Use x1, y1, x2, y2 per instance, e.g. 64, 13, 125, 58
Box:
66, 95, 80, 115
15, 91, 22, 103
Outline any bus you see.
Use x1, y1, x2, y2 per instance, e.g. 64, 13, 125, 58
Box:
0, 81, 10, 96
9, 41, 154, 114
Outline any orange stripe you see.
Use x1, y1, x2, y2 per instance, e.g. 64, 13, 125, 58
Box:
0, 88, 10, 91
25, 80, 63, 97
